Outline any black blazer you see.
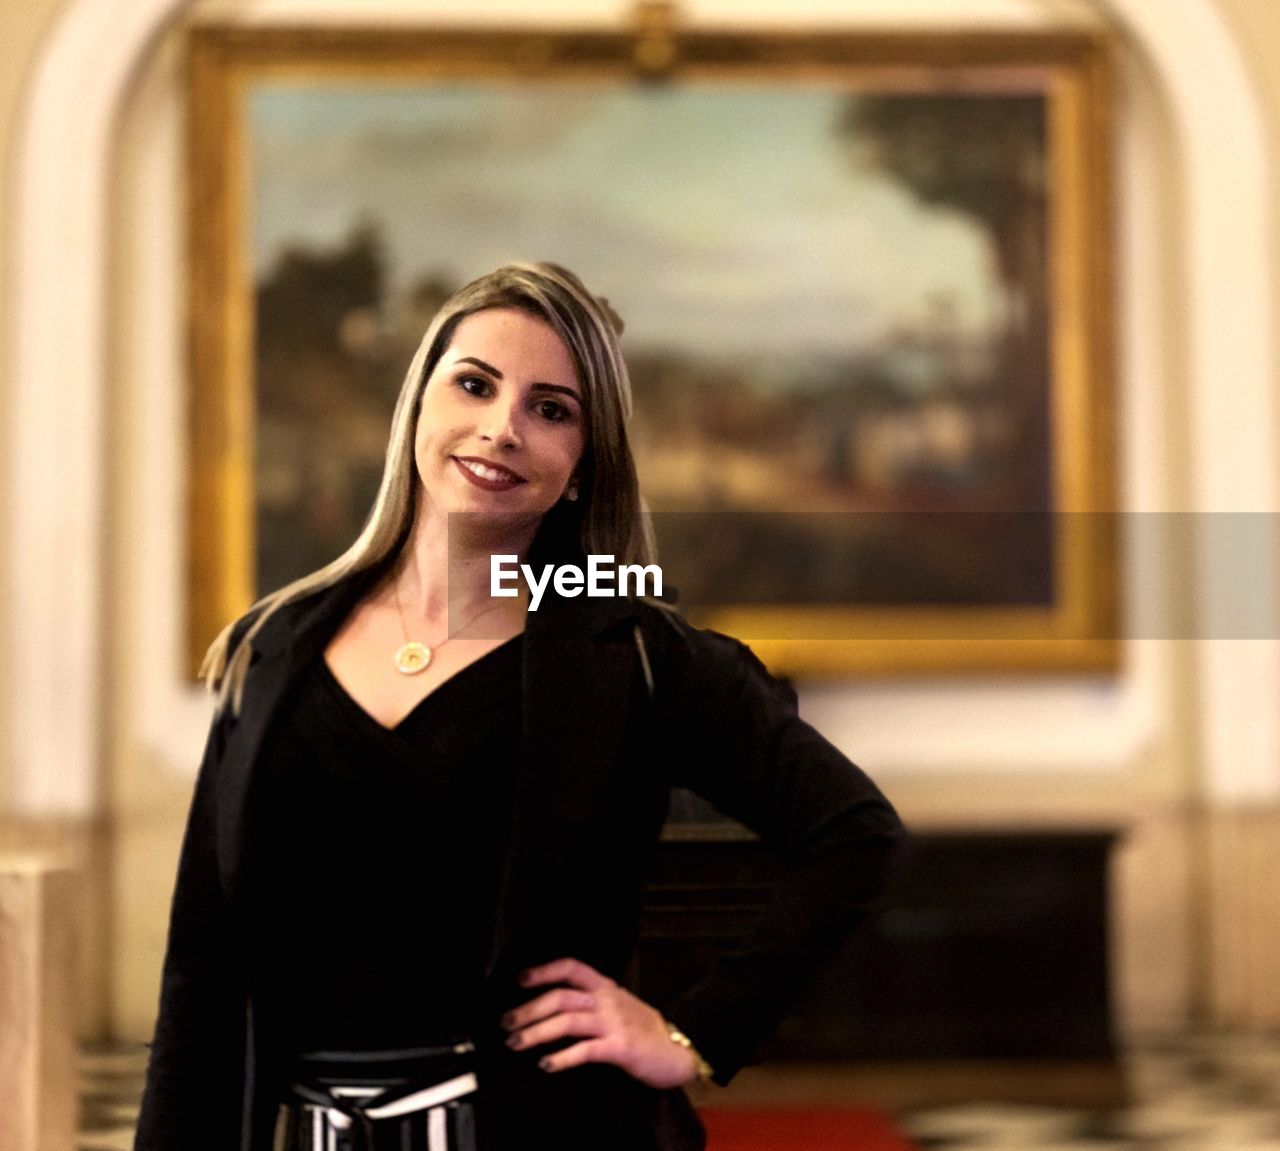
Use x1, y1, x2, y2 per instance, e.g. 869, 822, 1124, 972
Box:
134, 567, 906, 1151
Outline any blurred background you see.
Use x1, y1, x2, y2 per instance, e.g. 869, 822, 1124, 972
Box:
2, 1, 1280, 1149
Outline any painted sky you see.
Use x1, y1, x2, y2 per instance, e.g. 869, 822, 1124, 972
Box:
249, 84, 1002, 362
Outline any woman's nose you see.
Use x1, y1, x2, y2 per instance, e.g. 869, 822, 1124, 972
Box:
478, 398, 522, 449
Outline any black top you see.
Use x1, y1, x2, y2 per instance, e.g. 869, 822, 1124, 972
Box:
246, 635, 523, 1055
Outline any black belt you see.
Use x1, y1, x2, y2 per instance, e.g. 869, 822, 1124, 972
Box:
278, 1041, 479, 1151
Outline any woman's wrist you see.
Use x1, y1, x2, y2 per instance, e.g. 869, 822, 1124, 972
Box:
661, 1019, 715, 1084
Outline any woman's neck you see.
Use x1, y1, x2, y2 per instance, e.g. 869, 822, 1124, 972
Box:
390, 509, 533, 627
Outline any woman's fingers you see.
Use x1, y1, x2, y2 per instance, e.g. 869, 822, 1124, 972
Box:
503, 956, 698, 1088
501, 988, 595, 1032
518, 956, 613, 992
535, 1037, 612, 1073
505, 1009, 602, 1052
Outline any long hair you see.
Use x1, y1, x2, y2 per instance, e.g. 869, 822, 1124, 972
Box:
202, 261, 654, 715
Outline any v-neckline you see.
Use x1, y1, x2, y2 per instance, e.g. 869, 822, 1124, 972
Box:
319, 633, 523, 736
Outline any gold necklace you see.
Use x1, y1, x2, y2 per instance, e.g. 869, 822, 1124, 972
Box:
391, 582, 511, 676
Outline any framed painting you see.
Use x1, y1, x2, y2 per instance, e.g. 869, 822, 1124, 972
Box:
186, 10, 1116, 676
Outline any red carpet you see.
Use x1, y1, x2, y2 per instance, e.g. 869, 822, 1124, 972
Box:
699, 1106, 919, 1151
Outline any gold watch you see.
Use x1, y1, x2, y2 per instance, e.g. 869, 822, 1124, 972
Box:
663, 1019, 715, 1083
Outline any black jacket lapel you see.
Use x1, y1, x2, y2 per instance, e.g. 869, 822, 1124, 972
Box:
215, 569, 381, 900
485, 592, 643, 980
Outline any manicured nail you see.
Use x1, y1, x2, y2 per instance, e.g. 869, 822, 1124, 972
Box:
538, 1057, 552, 1072
505, 1033, 521, 1049
500, 1013, 515, 1029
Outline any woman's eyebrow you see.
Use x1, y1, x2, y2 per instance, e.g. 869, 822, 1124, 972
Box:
456, 355, 503, 377
455, 355, 581, 405
531, 382, 582, 405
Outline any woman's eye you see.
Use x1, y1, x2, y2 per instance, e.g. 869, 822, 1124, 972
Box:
457, 374, 491, 397
535, 400, 571, 423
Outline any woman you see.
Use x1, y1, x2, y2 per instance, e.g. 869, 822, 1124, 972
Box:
134, 263, 906, 1151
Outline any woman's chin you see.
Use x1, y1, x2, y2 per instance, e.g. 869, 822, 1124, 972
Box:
441, 504, 545, 548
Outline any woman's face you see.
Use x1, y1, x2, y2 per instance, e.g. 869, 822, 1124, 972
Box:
414, 307, 586, 541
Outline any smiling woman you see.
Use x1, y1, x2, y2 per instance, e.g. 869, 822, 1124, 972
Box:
134, 263, 905, 1151
414, 308, 586, 539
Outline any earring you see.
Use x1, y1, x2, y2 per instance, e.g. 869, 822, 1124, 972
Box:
565, 480, 579, 502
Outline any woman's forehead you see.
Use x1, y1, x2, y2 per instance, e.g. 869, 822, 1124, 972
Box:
442, 307, 581, 390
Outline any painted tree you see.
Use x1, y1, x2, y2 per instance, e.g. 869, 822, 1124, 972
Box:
839, 94, 1051, 511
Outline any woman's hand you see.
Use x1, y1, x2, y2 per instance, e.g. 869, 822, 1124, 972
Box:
500, 957, 698, 1089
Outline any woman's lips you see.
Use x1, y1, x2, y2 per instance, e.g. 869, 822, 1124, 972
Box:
452, 456, 528, 491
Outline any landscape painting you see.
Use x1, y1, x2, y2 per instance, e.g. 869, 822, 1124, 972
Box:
188, 27, 1115, 673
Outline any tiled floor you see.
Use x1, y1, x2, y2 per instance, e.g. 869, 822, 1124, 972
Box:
80, 1032, 1280, 1150
79, 1044, 147, 1151
900, 1033, 1280, 1150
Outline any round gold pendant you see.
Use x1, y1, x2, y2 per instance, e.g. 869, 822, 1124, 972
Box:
394, 641, 432, 675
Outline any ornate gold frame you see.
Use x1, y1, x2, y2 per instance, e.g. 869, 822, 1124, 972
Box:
186, 13, 1116, 677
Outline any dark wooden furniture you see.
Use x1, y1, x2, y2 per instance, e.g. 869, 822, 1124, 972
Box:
636, 819, 1121, 1065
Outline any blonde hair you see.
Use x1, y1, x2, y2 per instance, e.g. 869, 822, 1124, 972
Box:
202, 261, 654, 715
